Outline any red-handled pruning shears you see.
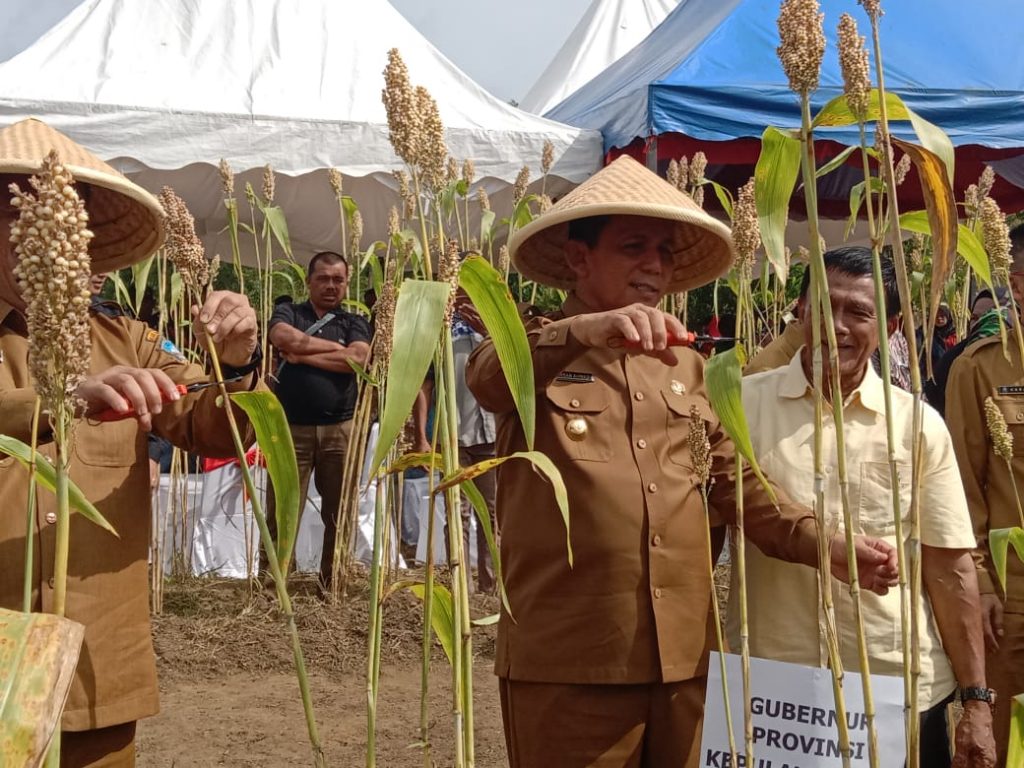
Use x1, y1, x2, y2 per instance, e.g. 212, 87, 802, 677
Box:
610, 331, 738, 349
93, 376, 242, 422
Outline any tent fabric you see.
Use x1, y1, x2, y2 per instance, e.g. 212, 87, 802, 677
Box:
520, 0, 679, 116
0, 0, 602, 260
547, 0, 1024, 153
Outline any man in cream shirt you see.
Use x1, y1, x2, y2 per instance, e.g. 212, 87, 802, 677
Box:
732, 247, 995, 767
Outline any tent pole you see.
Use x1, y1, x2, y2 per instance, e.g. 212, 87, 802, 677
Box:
645, 135, 659, 173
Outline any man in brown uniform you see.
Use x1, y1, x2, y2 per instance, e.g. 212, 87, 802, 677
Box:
947, 225, 1024, 765
466, 156, 899, 768
0, 119, 263, 766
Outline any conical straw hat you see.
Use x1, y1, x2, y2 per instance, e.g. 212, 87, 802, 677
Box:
510, 155, 734, 293
0, 119, 164, 271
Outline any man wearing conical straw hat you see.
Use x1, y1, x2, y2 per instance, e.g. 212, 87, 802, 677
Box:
0, 119, 263, 766
467, 156, 900, 767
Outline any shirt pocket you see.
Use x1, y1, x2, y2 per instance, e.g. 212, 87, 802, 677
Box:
856, 460, 911, 537
544, 382, 612, 462
74, 419, 141, 467
992, 395, 1024, 456
663, 391, 715, 468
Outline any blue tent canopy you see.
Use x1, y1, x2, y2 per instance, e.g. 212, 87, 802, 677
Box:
547, 0, 1024, 153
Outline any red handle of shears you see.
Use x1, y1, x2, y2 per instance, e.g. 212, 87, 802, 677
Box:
93, 384, 190, 422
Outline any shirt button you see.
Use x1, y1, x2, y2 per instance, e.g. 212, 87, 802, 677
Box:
654, 587, 663, 599
45, 512, 57, 525
48, 577, 55, 589
634, 391, 645, 401
636, 438, 647, 449
570, 398, 581, 408
1017, 412, 1024, 423
652, 534, 662, 547
648, 482, 658, 493
548, 330, 558, 341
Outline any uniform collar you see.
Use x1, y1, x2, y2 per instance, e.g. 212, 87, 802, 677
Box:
780, 346, 887, 415
558, 292, 592, 319
0, 298, 17, 326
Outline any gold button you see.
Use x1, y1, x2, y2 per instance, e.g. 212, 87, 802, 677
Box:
45, 512, 57, 525
565, 417, 588, 440
1017, 412, 1024, 423
634, 392, 645, 401
47, 577, 55, 589
652, 534, 662, 547
654, 587, 663, 599
670, 380, 684, 395
569, 398, 581, 408
548, 330, 558, 341
636, 438, 647, 449
648, 482, 658, 493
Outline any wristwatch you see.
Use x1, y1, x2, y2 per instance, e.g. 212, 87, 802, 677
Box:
220, 344, 263, 379
959, 686, 997, 706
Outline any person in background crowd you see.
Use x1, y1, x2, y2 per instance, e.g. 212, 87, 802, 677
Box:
926, 288, 1011, 418
0, 118, 263, 767
466, 156, 899, 768
450, 289, 497, 593
267, 252, 371, 592
738, 246, 995, 768
947, 223, 1024, 766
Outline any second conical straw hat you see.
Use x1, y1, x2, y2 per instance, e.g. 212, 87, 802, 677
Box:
0, 119, 165, 271
510, 155, 734, 293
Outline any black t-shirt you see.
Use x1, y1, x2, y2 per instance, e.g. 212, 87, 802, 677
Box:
269, 301, 372, 425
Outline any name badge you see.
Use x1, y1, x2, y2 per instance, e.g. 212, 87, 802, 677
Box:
997, 386, 1024, 395
556, 370, 594, 384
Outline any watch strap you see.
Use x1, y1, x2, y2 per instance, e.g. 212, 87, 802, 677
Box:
960, 686, 996, 705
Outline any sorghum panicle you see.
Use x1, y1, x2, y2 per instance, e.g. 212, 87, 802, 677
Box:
218, 158, 235, 198
541, 141, 555, 176
8, 151, 93, 411
445, 156, 459, 187
382, 48, 422, 167
328, 167, 343, 200
512, 166, 530, 206
894, 154, 911, 186
985, 396, 1014, 462
373, 257, 397, 367
416, 85, 448, 191
393, 169, 416, 219
158, 186, 210, 295
981, 196, 1012, 277
477, 187, 491, 212
667, 159, 681, 190
387, 206, 401, 239
837, 13, 871, 121
689, 152, 708, 187
262, 164, 276, 204
979, 166, 996, 200
677, 156, 690, 192
777, 0, 826, 95
538, 194, 553, 214
497, 244, 510, 275
733, 178, 761, 278
439, 240, 460, 326
687, 405, 713, 491
858, 0, 883, 22
349, 210, 364, 256
462, 159, 475, 187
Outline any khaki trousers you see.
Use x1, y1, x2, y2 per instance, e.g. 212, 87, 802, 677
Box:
267, 419, 352, 586
499, 677, 706, 768
61, 722, 136, 768
990, 608, 1024, 767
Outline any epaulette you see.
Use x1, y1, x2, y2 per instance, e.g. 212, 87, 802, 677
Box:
89, 299, 134, 319
961, 333, 1005, 360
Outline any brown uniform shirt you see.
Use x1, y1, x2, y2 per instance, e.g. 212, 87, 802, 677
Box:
466, 295, 818, 685
0, 301, 261, 730
946, 334, 1024, 610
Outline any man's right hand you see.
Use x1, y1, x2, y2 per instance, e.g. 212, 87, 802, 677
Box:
569, 303, 686, 365
77, 366, 182, 432
980, 593, 1004, 651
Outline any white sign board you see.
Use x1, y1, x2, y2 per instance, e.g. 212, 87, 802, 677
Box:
700, 653, 906, 768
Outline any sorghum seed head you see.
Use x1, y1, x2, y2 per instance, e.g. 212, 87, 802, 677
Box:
689, 152, 708, 187
349, 210, 364, 255
677, 156, 690, 191
158, 186, 209, 295
538, 194, 553, 213
979, 166, 996, 200
446, 156, 459, 186
687, 405, 713, 490
218, 158, 235, 197
512, 166, 530, 206
541, 140, 555, 176
894, 154, 911, 186
439, 240, 460, 326
262, 164, 275, 203
462, 159, 475, 186
498, 244, 510, 275
477, 186, 491, 212
382, 48, 422, 166
981, 196, 1012, 277
985, 397, 1014, 462
416, 85, 448, 191
837, 13, 871, 121
858, 0, 883, 22
328, 167, 343, 199
732, 178, 761, 277
777, 0, 826, 95
388, 206, 401, 238
667, 159, 681, 190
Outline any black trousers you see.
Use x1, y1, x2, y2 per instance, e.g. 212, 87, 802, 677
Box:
914, 690, 956, 768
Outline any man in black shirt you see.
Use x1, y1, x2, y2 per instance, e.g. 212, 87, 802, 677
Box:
268, 251, 371, 588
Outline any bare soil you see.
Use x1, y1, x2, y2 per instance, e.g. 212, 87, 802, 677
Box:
136, 571, 506, 767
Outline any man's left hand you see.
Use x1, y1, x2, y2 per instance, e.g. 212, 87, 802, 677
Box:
952, 702, 996, 768
829, 535, 899, 595
192, 291, 258, 367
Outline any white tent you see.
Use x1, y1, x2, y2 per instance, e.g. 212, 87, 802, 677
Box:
0, 0, 603, 262
520, 0, 679, 116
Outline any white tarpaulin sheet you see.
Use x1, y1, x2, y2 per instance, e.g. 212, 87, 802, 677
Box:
0, 0, 602, 260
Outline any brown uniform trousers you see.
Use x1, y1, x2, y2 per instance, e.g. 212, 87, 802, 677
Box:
0, 301, 260, 766
467, 295, 818, 767
947, 335, 1024, 766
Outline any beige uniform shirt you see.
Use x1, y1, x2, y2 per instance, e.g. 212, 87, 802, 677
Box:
0, 301, 260, 730
946, 335, 1024, 610
466, 295, 819, 685
733, 352, 976, 707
